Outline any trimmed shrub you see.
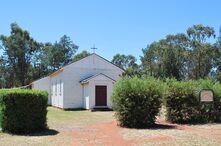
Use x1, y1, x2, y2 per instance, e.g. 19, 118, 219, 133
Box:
0, 89, 48, 134
112, 77, 165, 128
165, 79, 221, 123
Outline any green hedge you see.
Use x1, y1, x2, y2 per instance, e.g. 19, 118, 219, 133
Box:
112, 77, 165, 128
0, 89, 48, 134
165, 79, 221, 123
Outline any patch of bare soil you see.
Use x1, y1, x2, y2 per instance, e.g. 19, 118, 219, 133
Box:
71, 121, 139, 146
61, 117, 221, 146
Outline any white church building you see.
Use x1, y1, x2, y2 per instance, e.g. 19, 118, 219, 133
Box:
31, 53, 124, 109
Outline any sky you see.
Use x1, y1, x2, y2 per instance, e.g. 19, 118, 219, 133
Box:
0, 0, 221, 62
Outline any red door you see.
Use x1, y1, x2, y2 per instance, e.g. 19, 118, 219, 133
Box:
95, 86, 107, 106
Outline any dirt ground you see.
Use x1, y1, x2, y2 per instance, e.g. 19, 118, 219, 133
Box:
0, 107, 221, 146
68, 118, 221, 146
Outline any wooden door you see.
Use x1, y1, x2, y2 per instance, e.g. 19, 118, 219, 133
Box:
95, 86, 107, 106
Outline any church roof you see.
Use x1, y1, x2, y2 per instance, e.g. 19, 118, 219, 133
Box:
80, 73, 116, 84
30, 53, 124, 85
68, 53, 125, 72
49, 53, 124, 76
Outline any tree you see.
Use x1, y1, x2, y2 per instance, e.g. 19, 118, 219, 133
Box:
73, 50, 90, 62
187, 24, 216, 79
0, 23, 79, 87
0, 23, 40, 86
214, 27, 221, 72
111, 54, 138, 70
141, 42, 162, 77
42, 35, 78, 71
141, 34, 188, 80
0, 57, 7, 88
163, 34, 189, 79
29, 43, 50, 80
111, 54, 139, 77
141, 24, 217, 80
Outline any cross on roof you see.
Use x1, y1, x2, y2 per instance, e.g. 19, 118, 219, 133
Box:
91, 44, 97, 53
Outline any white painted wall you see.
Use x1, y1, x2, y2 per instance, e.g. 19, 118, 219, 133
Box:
63, 54, 123, 109
32, 77, 51, 104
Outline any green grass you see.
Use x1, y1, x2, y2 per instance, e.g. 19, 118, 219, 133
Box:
47, 107, 114, 131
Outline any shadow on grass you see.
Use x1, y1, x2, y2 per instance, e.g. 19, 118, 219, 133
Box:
6, 129, 59, 136
64, 108, 86, 111
118, 123, 176, 130
145, 123, 176, 130
91, 109, 113, 112
26, 129, 59, 136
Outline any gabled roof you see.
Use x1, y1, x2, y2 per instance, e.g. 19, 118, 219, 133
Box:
90, 53, 125, 72
80, 73, 116, 84
48, 53, 124, 76
31, 53, 124, 84
63, 53, 124, 71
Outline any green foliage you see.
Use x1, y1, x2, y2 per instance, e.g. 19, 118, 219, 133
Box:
0, 89, 48, 134
112, 77, 165, 128
0, 23, 41, 86
165, 79, 221, 123
111, 54, 140, 77
73, 50, 90, 62
214, 28, 221, 74
141, 24, 217, 80
111, 54, 138, 70
0, 23, 79, 88
141, 34, 188, 80
42, 35, 79, 71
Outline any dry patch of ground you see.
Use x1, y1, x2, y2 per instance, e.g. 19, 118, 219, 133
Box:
0, 107, 221, 146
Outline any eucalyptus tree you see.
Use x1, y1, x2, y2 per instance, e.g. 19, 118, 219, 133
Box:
73, 50, 90, 62
141, 42, 162, 77
0, 23, 40, 86
0, 57, 7, 88
141, 34, 188, 80
42, 35, 78, 71
163, 34, 189, 79
214, 27, 221, 71
111, 54, 140, 77
111, 54, 138, 70
187, 24, 216, 79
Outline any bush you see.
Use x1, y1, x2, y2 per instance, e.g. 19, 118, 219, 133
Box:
112, 77, 165, 128
165, 79, 221, 123
0, 89, 48, 134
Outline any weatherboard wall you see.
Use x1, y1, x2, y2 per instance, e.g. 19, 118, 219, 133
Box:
32, 76, 51, 104
62, 54, 123, 109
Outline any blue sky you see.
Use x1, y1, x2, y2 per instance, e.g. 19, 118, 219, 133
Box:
0, 0, 221, 62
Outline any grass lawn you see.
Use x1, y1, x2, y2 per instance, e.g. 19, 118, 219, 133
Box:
0, 107, 220, 146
